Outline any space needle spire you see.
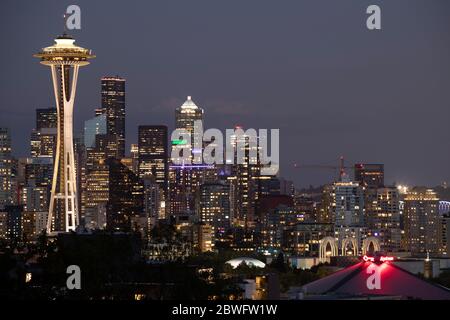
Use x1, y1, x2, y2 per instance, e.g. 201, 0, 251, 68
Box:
34, 22, 95, 233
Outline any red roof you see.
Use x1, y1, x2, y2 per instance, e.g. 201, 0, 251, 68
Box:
302, 261, 450, 300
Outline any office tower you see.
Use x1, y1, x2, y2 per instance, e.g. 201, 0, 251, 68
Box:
138, 125, 168, 195
0, 128, 13, 209
19, 157, 53, 212
34, 33, 94, 233
21, 211, 48, 242
101, 76, 126, 158
20, 186, 48, 212
93, 134, 120, 160
354, 163, 384, 188
24, 157, 53, 189
261, 204, 297, 251
81, 132, 117, 225
169, 97, 209, 219
36, 107, 57, 130
168, 165, 195, 217
200, 182, 231, 240
293, 193, 316, 222
372, 187, 401, 252
82, 162, 109, 229
173, 96, 204, 163
142, 176, 163, 220
30, 108, 58, 158
226, 127, 263, 227
30, 129, 57, 158
0, 205, 23, 241
106, 158, 144, 231
130, 144, 139, 174
258, 176, 294, 198
175, 96, 203, 140
84, 113, 107, 149
403, 188, 440, 255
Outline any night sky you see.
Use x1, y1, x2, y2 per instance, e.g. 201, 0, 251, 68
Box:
1, 0, 449, 188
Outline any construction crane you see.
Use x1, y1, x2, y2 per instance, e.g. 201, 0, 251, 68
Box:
293, 156, 353, 181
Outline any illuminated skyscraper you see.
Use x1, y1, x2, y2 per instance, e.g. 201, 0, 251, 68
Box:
130, 143, 139, 174
21, 157, 53, 212
200, 182, 231, 239
403, 188, 440, 255
0, 128, 13, 209
372, 187, 401, 252
34, 33, 94, 233
332, 178, 365, 227
227, 127, 262, 227
169, 96, 207, 218
175, 96, 203, 136
173, 96, 203, 163
138, 125, 168, 194
30, 108, 57, 158
331, 177, 367, 249
101, 76, 126, 158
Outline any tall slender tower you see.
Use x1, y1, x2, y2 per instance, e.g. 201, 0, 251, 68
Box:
34, 33, 94, 233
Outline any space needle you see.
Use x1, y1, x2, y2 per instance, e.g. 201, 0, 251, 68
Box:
34, 23, 95, 233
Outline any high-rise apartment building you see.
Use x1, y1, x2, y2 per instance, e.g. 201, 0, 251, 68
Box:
200, 182, 231, 240
332, 178, 365, 227
403, 188, 440, 255
372, 187, 401, 252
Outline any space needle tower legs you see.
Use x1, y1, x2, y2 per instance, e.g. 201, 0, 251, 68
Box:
34, 32, 95, 233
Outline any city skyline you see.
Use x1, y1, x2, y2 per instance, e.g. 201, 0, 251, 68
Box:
1, 1, 450, 188
2, 1, 450, 303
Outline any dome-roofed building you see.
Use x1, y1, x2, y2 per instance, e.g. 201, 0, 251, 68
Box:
225, 257, 266, 269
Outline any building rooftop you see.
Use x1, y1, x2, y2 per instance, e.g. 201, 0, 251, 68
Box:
34, 34, 95, 64
180, 96, 199, 109
291, 260, 450, 300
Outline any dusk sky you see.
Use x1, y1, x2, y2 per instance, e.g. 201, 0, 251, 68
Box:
1, 0, 449, 188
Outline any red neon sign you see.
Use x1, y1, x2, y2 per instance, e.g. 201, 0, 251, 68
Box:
363, 255, 394, 263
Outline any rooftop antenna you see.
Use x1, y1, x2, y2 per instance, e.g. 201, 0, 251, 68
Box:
63, 12, 68, 35
339, 155, 345, 181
